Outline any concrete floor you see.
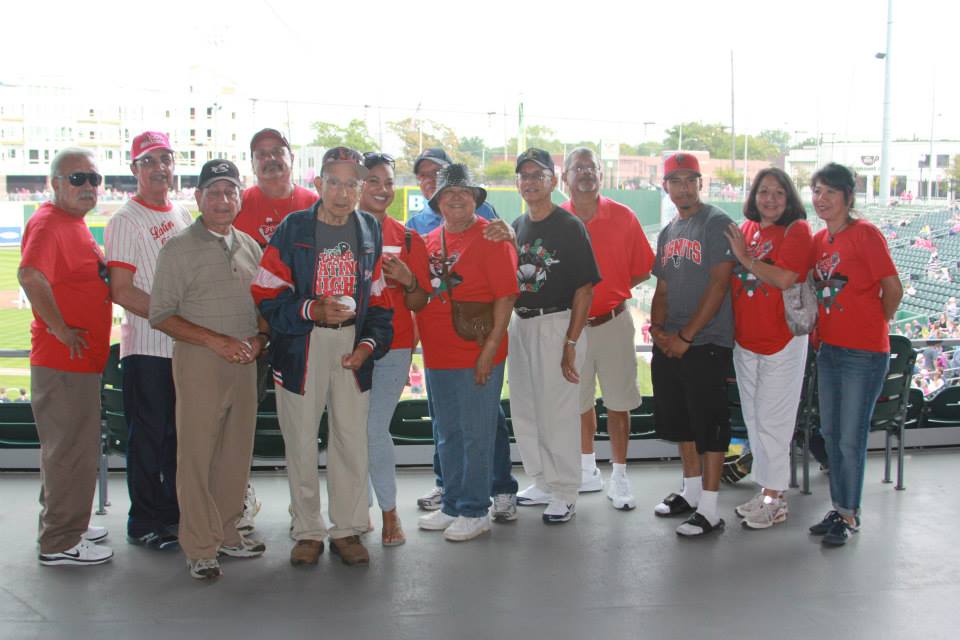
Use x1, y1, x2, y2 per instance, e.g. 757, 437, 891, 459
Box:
1, 449, 958, 640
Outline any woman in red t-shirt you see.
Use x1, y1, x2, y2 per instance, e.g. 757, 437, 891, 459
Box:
358, 152, 431, 547
414, 165, 518, 542
725, 168, 813, 531
808, 163, 902, 546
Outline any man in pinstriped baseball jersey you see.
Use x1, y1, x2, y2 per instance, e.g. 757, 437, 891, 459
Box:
104, 131, 191, 550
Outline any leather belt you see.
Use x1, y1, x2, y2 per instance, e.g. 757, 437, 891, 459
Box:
316, 319, 356, 329
515, 306, 570, 319
587, 302, 626, 327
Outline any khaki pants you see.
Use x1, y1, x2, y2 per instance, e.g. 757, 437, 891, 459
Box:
173, 342, 257, 560
508, 312, 585, 504
276, 326, 369, 541
32, 366, 101, 554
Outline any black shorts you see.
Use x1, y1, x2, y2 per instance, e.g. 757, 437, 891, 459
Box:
651, 343, 732, 454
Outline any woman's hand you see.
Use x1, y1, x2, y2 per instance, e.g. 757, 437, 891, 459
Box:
724, 223, 749, 265
474, 343, 497, 385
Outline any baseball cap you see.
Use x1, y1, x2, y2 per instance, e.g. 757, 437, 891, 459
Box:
321, 146, 368, 178
413, 148, 452, 175
197, 159, 243, 190
131, 131, 173, 161
516, 148, 553, 173
249, 128, 290, 153
663, 153, 702, 179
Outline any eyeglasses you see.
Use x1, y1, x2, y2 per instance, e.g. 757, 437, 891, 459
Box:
569, 165, 598, 175
136, 154, 174, 168
324, 177, 361, 191
518, 172, 551, 183
363, 152, 395, 169
58, 172, 103, 187
253, 146, 289, 161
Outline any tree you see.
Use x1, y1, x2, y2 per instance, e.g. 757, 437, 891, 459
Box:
310, 119, 377, 152
459, 136, 486, 159
634, 141, 664, 157
792, 166, 812, 191
714, 166, 743, 187
757, 129, 792, 155
483, 160, 515, 185
662, 122, 784, 162
387, 117, 475, 175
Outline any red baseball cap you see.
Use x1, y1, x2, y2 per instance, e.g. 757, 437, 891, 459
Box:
131, 131, 173, 161
664, 153, 701, 179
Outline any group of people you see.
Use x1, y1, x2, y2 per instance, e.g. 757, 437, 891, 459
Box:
19, 125, 902, 581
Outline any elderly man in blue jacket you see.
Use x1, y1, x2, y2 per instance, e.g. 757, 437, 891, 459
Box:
253, 146, 393, 568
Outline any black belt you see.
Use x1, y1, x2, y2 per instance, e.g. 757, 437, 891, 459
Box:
587, 302, 626, 327
316, 319, 356, 329
515, 306, 570, 319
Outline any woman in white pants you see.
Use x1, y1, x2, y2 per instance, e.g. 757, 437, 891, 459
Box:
724, 168, 813, 529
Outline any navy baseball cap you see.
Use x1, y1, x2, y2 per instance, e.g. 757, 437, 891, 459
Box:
516, 148, 553, 173
413, 148, 452, 175
321, 146, 368, 178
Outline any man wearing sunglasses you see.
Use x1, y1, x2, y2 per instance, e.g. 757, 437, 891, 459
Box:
232, 128, 317, 534
105, 131, 191, 551
405, 148, 519, 516
20, 148, 114, 566
559, 147, 654, 511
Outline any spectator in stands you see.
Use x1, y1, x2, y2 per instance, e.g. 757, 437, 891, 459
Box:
20, 148, 113, 566
16, 388, 28, 403
105, 131, 188, 551
650, 153, 736, 537
150, 159, 267, 580
809, 163, 903, 546
415, 164, 518, 542
358, 151, 430, 546
0, 388, 7, 403
945, 296, 958, 321
724, 168, 813, 529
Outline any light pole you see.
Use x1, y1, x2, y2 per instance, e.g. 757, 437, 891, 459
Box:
878, 0, 894, 207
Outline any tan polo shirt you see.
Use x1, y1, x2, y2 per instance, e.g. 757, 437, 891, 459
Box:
149, 218, 262, 340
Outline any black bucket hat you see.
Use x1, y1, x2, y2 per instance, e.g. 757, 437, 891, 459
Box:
428, 164, 487, 211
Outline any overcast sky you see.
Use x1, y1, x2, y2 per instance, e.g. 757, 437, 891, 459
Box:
7, 0, 956, 151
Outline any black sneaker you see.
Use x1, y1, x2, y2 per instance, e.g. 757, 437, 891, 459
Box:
809, 510, 859, 536
128, 531, 180, 551
822, 520, 856, 546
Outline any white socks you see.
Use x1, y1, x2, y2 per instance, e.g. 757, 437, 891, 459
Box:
611, 463, 627, 478
698, 490, 719, 525
680, 476, 702, 507
581, 453, 596, 470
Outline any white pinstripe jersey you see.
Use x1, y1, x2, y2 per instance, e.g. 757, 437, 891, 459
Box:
104, 197, 193, 359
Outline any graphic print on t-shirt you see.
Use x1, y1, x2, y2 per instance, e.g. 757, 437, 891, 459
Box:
812, 251, 847, 314
315, 241, 357, 297
427, 249, 461, 303
733, 234, 773, 299
258, 217, 278, 244
660, 237, 702, 268
516, 238, 558, 293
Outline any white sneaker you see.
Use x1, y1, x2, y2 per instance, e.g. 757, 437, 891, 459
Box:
606, 473, 636, 510
491, 493, 518, 522
418, 510, 456, 531
82, 525, 109, 543
580, 467, 604, 493
39, 539, 114, 566
188, 557, 222, 580
218, 535, 266, 558
742, 499, 789, 530
416, 487, 443, 511
516, 484, 553, 506
443, 515, 491, 542
237, 483, 261, 533
542, 500, 576, 524
735, 493, 765, 518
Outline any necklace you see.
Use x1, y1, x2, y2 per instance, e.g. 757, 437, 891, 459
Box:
828, 218, 851, 244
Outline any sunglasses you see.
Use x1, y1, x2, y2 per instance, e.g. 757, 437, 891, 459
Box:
363, 152, 395, 169
58, 172, 103, 187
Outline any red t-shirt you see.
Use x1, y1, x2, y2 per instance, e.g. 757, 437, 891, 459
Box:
381, 216, 431, 350
20, 203, 112, 372
234, 184, 317, 247
811, 220, 898, 352
561, 196, 654, 316
417, 218, 519, 369
731, 220, 813, 355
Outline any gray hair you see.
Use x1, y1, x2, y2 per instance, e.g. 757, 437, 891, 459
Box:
563, 147, 600, 174
50, 147, 96, 179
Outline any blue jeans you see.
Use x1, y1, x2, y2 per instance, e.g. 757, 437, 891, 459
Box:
817, 343, 889, 518
366, 348, 411, 512
428, 375, 517, 496
426, 364, 505, 518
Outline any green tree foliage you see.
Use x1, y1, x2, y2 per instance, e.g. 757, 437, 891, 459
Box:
387, 118, 476, 175
459, 136, 486, 159
311, 119, 377, 152
483, 160, 515, 185
662, 122, 788, 162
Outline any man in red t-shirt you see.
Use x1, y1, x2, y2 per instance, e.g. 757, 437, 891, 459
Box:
234, 128, 317, 248
233, 128, 316, 532
560, 147, 654, 510
19, 148, 114, 567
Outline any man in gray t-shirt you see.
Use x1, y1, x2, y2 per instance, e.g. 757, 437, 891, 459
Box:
649, 153, 736, 537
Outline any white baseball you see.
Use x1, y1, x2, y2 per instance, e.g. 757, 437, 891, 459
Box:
335, 295, 357, 312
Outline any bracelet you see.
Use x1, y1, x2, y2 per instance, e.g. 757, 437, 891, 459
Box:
257, 331, 271, 348
404, 279, 418, 294
565, 338, 577, 347
677, 331, 693, 344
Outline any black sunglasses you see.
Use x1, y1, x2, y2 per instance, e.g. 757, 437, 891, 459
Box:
363, 152, 395, 169
59, 172, 103, 187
